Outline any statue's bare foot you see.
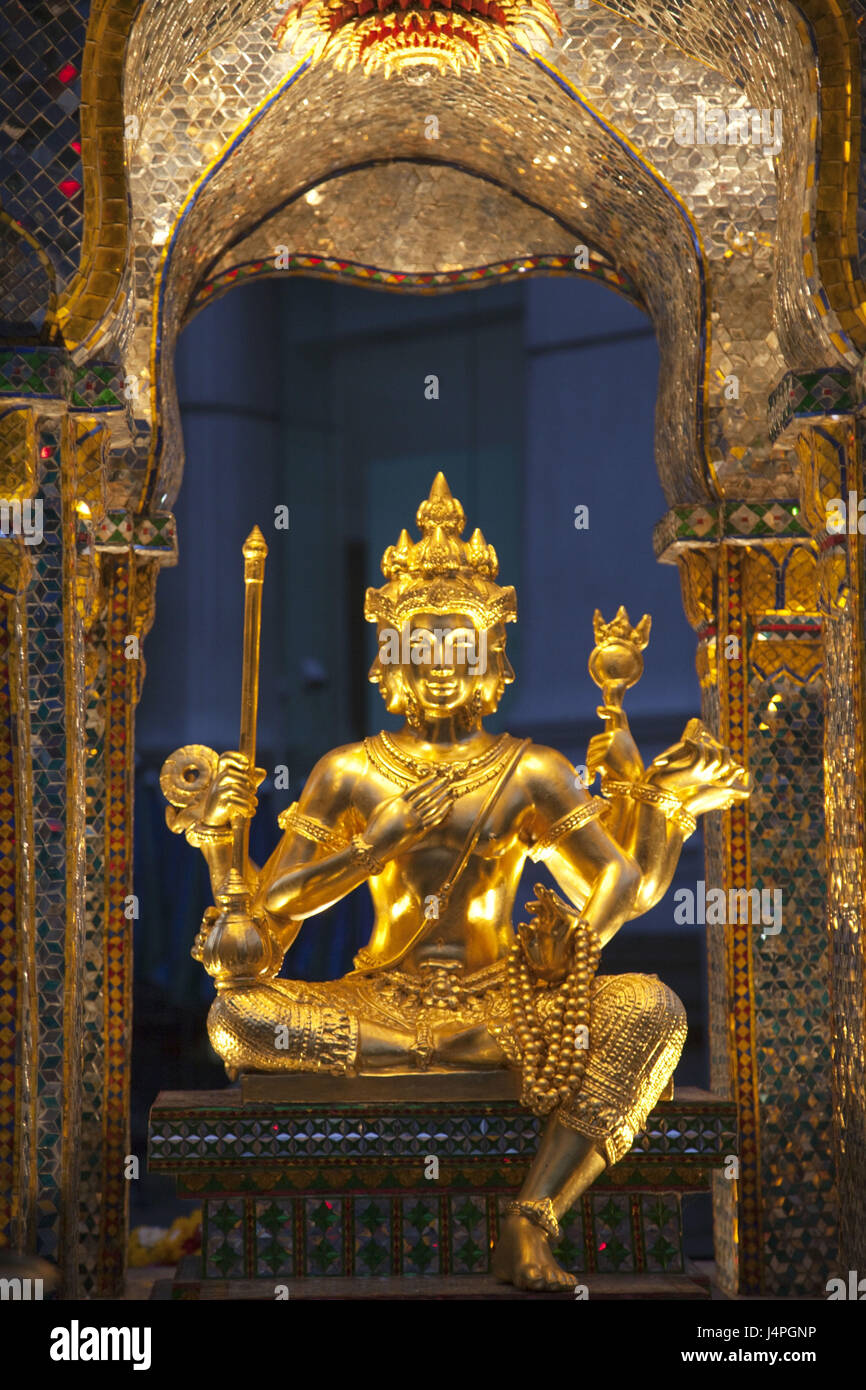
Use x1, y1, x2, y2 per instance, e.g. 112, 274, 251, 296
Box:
491, 1213, 576, 1292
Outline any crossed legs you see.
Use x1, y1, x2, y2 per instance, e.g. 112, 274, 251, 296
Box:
210, 972, 685, 1293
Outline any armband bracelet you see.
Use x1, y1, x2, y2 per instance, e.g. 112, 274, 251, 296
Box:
278, 801, 351, 854
186, 822, 234, 848
528, 797, 609, 862
602, 780, 697, 837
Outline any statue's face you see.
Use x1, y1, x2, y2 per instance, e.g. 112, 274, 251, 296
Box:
378, 611, 513, 719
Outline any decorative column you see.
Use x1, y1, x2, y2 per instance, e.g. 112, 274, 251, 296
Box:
85, 532, 165, 1296
0, 347, 175, 1295
776, 366, 866, 1276
25, 402, 88, 1293
0, 405, 38, 1258
656, 496, 834, 1297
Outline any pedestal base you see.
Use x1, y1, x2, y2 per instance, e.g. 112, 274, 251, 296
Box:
147, 1081, 735, 1293
152, 1258, 713, 1299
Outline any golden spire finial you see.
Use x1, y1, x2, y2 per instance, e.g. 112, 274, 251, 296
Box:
468, 527, 498, 579
417, 472, 465, 537
242, 525, 268, 583
243, 524, 267, 557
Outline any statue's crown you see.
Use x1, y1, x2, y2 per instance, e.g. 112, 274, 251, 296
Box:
365, 473, 517, 630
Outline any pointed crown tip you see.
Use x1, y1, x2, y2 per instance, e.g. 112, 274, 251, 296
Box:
243, 525, 269, 559
429, 471, 451, 494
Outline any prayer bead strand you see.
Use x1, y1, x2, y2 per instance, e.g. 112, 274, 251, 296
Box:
507, 921, 601, 1116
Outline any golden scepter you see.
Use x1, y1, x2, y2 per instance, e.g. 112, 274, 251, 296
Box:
586, 606, 651, 780
201, 526, 277, 986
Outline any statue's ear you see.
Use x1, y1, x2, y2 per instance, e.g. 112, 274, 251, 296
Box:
635, 613, 652, 648
379, 664, 409, 715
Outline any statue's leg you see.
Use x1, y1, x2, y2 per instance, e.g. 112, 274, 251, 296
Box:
492, 1120, 605, 1291
493, 973, 687, 1292
208, 977, 428, 1074
357, 1018, 423, 1069
208, 980, 362, 1075
432, 1022, 507, 1067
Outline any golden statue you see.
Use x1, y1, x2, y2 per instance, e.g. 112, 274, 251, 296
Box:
161, 473, 749, 1292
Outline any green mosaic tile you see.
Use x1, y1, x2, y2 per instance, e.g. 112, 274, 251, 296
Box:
642, 1194, 683, 1273
205, 1199, 243, 1279
70, 364, 126, 412
305, 1198, 342, 1276
769, 368, 856, 441
354, 1197, 391, 1276
0, 348, 68, 398
94, 512, 177, 556
254, 1199, 293, 1278
747, 673, 836, 1296
450, 1195, 487, 1274
552, 1220, 585, 1274
654, 500, 808, 560
402, 1197, 439, 1275
150, 1098, 736, 1167
593, 1193, 634, 1273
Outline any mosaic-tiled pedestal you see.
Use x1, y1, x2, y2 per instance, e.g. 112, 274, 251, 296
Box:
147, 1077, 737, 1299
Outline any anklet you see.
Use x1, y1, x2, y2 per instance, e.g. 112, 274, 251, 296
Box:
504, 1197, 560, 1242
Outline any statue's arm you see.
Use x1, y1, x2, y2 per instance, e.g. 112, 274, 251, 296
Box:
599, 790, 688, 917
254, 749, 453, 952
521, 747, 640, 948
253, 748, 374, 951
586, 717, 691, 913
183, 749, 360, 920
586, 717, 750, 915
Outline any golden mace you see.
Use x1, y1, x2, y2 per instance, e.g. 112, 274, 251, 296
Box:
202, 526, 277, 987
233, 525, 267, 889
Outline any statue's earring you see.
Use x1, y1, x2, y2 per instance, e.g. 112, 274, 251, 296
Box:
405, 689, 425, 732
457, 688, 483, 733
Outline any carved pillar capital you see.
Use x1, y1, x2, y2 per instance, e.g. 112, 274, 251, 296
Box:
655, 501, 820, 691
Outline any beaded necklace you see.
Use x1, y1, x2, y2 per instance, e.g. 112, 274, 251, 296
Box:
506, 921, 601, 1115
364, 730, 515, 801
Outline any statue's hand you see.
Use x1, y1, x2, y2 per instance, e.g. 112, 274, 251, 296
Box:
645, 719, 750, 811
680, 769, 751, 815
191, 905, 220, 963
362, 775, 453, 860
587, 725, 643, 782
517, 884, 581, 984
201, 751, 266, 827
